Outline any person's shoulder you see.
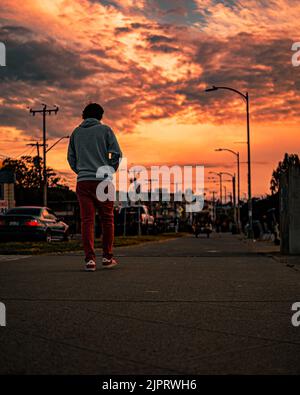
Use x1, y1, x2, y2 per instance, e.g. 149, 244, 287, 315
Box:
69, 128, 78, 142
100, 123, 113, 131
72, 126, 81, 135
98, 123, 114, 135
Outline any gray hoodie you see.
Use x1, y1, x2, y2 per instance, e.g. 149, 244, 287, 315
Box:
67, 118, 122, 182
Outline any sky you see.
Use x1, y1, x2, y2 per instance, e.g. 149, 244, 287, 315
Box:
0, 0, 299, 198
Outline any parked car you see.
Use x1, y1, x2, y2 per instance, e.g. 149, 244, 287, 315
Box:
115, 205, 155, 235
0, 206, 69, 242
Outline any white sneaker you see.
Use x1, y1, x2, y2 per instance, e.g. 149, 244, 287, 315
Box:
85, 260, 96, 272
102, 257, 118, 269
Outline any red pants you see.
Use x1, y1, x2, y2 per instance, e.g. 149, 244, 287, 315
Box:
76, 181, 114, 262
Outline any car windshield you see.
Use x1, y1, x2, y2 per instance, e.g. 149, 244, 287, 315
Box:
6, 208, 41, 216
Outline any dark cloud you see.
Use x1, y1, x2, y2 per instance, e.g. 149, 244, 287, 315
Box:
89, 48, 108, 57
89, 0, 202, 24
0, 3, 299, 140
0, 25, 95, 88
115, 27, 132, 35
142, 0, 200, 24
131, 22, 153, 29
173, 32, 300, 123
147, 34, 175, 44
150, 44, 180, 53
1, 25, 32, 36
90, 0, 120, 9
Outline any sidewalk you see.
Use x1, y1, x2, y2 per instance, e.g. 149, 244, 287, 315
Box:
1, 233, 300, 374
242, 236, 300, 266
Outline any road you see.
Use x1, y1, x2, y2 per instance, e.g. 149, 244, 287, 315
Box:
0, 233, 300, 375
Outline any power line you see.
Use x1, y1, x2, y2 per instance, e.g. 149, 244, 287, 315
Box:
16, 146, 35, 158
27, 146, 35, 157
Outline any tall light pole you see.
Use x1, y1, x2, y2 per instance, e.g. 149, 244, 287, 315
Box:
220, 172, 237, 227
215, 148, 241, 231
209, 171, 223, 204
29, 104, 59, 207
211, 191, 217, 222
206, 85, 253, 238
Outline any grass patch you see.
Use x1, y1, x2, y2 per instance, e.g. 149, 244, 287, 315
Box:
0, 233, 186, 255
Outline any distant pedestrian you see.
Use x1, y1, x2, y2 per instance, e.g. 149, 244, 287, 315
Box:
68, 103, 122, 272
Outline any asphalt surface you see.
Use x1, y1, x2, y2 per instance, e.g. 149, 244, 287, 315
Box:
0, 233, 300, 375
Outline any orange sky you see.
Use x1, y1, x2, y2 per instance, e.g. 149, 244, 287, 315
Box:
0, 0, 300, 198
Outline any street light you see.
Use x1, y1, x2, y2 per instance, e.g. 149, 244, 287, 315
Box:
46, 136, 70, 153
211, 191, 217, 222
209, 171, 223, 204
220, 172, 237, 227
205, 85, 253, 238
215, 148, 241, 231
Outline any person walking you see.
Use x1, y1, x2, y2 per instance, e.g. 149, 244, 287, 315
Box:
68, 103, 122, 272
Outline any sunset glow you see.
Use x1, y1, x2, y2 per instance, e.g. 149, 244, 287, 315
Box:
1, 0, 299, 196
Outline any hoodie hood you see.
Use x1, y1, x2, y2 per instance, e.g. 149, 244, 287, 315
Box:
80, 118, 100, 128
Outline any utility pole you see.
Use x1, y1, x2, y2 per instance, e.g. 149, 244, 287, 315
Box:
246, 92, 253, 238
29, 104, 59, 207
237, 152, 240, 227
212, 191, 217, 222
215, 148, 241, 232
209, 172, 223, 205
233, 175, 237, 225
221, 172, 237, 228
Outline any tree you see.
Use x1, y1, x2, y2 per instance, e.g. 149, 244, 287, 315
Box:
1, 156, 76, 205
1, 156, 63, 189
270, 153, 300, 194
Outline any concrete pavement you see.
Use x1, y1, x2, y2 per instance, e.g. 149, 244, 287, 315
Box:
0, 233, 300, 374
